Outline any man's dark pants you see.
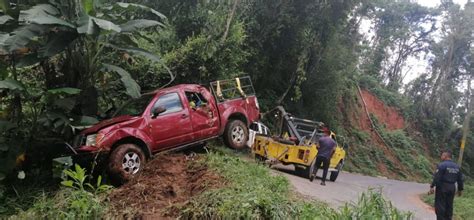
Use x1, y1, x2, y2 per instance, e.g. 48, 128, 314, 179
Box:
313, 155, 330, 181
435, 183, 455, 220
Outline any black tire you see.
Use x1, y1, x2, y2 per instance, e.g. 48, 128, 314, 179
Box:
223, 120, 249, 150
330, 161, 343, 182
294, 165, 310, 178
107, 143, 146, 185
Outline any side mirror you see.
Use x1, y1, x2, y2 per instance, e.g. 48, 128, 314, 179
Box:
151, 106, 166, 118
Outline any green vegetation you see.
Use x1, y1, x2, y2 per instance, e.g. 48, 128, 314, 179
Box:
2, 147, 413, 219
422, 184, 474, 220
181, 147, 412, 219
1, 0, 473, 181
1, 0, 474, 217
7, 165, 111, 219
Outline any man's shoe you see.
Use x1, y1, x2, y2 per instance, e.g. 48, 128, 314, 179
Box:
320, 181, 326, 186
309, 174, 315, 182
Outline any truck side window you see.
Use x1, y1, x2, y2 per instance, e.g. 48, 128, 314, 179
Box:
185, 91, 208, 108
152, 93, 183, 115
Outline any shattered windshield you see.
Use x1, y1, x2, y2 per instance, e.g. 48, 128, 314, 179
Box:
113, 94, 154, 117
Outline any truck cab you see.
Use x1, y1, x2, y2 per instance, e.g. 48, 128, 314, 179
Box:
73, 77, 260, 184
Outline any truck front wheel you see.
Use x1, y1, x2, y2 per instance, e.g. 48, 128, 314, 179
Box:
329, 161, 344, 182
108, 143, 146, 185
223, 120, 249, 150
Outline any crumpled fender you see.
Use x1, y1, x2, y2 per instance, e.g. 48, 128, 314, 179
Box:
99, 128, 153, 151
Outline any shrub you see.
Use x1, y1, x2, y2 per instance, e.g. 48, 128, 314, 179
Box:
10, 165, 111, 220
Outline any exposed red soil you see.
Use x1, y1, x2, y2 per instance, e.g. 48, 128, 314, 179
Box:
107, 153, 223, 219
344, 89, 410, 178
359, 89, 405, 130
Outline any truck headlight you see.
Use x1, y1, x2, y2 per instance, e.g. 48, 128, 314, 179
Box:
255, 98, 259, 109
85, 134, 97, 146
85, 133, 105, 147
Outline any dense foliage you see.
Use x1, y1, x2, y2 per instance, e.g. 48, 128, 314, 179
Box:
0, 0, 473, 202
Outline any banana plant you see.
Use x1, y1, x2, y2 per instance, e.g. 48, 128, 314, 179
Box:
0, 0, 172, 181
0, 0, 172, 99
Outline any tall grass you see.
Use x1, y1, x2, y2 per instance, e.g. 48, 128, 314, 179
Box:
423, 183, 474, 220
181, 148, 413, 219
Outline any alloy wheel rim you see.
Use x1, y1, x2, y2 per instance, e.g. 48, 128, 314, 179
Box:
231, 126, 245, 144
122, 152, 141, 174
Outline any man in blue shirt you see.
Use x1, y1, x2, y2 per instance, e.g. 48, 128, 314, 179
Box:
429, 150, 464, 220
309, 133, 336, 185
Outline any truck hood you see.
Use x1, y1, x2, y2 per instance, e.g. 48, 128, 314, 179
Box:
81, 115, 137, 134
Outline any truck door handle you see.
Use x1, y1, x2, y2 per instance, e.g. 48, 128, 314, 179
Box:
181, 114, 188, 119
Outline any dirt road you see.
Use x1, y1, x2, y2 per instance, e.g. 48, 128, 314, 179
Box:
273, 165, 436, 220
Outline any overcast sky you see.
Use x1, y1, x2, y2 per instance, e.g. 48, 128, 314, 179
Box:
400, 0, 469, 85
416, 0, 468, 8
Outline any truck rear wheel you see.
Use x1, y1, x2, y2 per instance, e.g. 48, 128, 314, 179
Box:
294, 165, 310, 178
108, 143, 146, 185
330, 161, 343, 182
223, 120, 249, 150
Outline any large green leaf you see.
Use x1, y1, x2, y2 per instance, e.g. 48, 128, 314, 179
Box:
115, 3, 166, 20
76, 15, 98, 35
19, 4, 74, 28
53, 98, 76, 111
47, 87, 82, 95
77, 116, 99, 125
77, 15, 120, 34
0, 15, 13, 25
38, 31, 78, 57
106, 44, 161, 62
15, 53, 41, 68
102, 63, 140, 98
0, 79, 25, 91
107, 45, 175, 82
93, 17, 121, 32
119, 19, 163, 32
3, 24, 47, 52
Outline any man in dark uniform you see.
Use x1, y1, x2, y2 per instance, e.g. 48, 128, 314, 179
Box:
429, 150, 464, 220
309, 132, 336, 185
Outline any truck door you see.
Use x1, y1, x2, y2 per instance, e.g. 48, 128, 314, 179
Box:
185, 90, 219, 140
149, 92, 194, 150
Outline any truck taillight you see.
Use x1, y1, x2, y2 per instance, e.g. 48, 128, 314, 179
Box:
304, 149, 310, 162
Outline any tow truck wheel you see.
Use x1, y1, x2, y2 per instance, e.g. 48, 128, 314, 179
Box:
223, 120, 249, 150
330, 161, 343, 182
108, 143, 146, 185
294, 165, 309, 177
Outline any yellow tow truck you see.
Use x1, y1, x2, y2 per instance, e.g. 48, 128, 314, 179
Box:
251, 106, 347, 181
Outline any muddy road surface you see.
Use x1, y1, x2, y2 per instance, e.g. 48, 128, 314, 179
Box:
273, 164, 435, 220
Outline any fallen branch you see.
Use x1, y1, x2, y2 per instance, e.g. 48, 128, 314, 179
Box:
356, 85, 392, 149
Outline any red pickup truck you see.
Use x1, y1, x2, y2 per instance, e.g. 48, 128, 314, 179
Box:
72, 77, 260, 183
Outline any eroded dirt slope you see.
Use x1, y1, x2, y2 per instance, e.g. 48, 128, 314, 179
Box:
344, 88, 409, 179
359, 89, 405, 130
107, 153, 223, 219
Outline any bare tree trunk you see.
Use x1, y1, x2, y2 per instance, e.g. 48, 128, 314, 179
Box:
221, 0, 240, 44
430, 37, 455, 113
458, 75, 473, 166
